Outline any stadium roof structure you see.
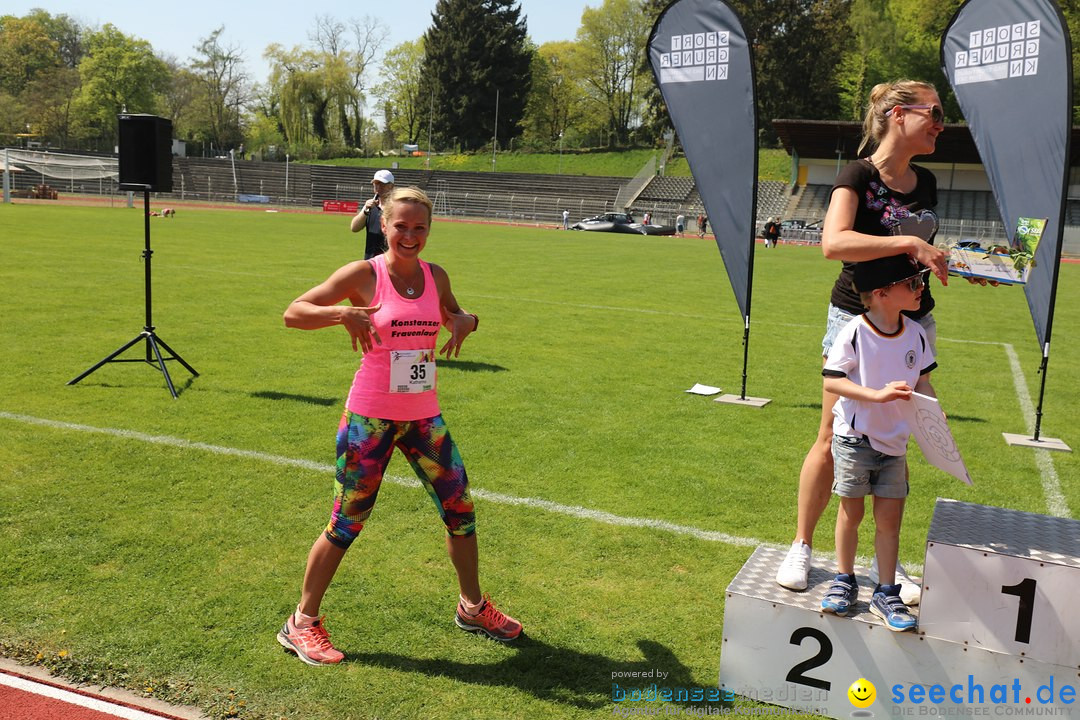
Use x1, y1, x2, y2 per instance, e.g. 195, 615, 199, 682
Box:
772, 119, 1080, 166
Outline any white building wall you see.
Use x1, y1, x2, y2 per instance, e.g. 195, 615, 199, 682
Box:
801, 159, 992, 191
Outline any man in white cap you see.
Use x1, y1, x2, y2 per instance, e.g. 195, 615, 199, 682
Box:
350, 169, 395, 259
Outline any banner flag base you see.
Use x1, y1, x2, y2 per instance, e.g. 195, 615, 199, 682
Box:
714, 394, 770, 408
1002, 432, 1072, 452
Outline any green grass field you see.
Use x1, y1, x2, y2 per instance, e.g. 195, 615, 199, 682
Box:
314, 148, 792, 182
1, 203, 1077, 719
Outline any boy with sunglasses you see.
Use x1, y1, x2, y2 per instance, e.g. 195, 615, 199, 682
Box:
819, 254, 937, 632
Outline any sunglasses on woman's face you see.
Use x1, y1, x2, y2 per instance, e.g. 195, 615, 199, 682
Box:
886, 104, 945, 125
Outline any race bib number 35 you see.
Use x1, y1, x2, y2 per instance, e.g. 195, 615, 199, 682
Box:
389, 349, 436, 393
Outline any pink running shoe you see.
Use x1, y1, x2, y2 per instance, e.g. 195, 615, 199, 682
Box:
454, 595, 523, 642
277, 614, 345, 665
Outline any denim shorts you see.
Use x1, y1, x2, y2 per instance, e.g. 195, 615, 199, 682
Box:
831, 435, 909, 499
821, 304, 937, 357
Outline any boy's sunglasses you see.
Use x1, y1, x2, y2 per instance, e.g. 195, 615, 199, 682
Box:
886, 271, 929, 292
885, 104, 945, 124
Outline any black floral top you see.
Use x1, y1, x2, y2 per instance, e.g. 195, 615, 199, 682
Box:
828, 159, 939, 318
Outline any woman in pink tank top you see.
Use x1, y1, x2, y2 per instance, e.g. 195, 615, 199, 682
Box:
276, 188, 522, 666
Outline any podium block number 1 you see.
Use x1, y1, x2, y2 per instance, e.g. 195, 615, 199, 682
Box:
1000, 577, 1035, 644
920, 542, 1079, 668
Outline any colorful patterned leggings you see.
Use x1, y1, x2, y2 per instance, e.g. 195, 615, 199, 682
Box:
324, 411, 476, 548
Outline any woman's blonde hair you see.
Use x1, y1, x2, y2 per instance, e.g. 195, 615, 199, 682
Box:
858, 80, 937, 155
382, 186, 433, 224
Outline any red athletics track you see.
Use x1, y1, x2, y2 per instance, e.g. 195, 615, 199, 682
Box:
0, 663, 205, 720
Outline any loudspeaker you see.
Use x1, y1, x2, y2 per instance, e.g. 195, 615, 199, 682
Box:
118, 114, 173, 192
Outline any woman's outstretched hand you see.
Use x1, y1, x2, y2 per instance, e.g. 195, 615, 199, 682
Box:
908, 240, 949, 285
342, 303, 382, 353
439, 313, 474, 358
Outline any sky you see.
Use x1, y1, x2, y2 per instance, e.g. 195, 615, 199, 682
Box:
7, 0, 596, 85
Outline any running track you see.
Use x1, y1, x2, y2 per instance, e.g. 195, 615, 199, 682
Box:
0, 663, 203, 720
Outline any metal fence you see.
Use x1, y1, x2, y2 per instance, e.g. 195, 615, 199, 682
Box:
748, 218, 1011, 247
431, 191, 617, 225
937, 218, 1008, 245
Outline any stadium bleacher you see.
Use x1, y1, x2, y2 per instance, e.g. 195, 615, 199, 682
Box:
784, 184, 1011, 227
754, 181, 789, 222
636, 176, 694, 203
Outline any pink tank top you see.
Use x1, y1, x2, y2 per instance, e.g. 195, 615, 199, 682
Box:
346, 255, 441, 420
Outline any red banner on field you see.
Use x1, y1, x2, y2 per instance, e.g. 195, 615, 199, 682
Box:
322, 200, 359, 213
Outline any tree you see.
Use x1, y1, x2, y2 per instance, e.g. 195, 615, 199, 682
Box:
639, 0, 672, 145
189, 27, 250, 152
728, 0, 850, 141
309, 15, 387, 148
521, 41, 585, 149
262, 16, 386, 156
0, 15, 60, 95
575, 0, 652, 147
21, 11, 85, 146
158, 56, 200, 139
834, 0, 962, 122
244, 112, 285, 159
420, 0, 532, 151
76, 24, 168, 144
23, 10, 85, 68
376, 39, 425, 147
25, 66, 80, 145
264, 42, 350, 153
0, 12, 70, 145
0, 90, 23, 141
244, 81, 288, 157
1063, 0, 1080, 122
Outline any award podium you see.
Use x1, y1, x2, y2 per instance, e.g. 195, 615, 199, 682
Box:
718, 499, 1080, 717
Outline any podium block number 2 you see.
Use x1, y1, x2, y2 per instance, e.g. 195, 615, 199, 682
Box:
1001, 578, 1035, 644
786, 627, 833, 691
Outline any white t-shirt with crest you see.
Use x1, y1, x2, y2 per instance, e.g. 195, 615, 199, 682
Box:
823, 314, 937, 456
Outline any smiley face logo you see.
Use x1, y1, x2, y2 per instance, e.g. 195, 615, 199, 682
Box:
848, 678, 876, 708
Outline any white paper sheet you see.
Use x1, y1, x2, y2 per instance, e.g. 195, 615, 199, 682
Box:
900, 392, 972, 485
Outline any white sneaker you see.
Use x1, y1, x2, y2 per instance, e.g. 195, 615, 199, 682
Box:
869, 556, 921, 606
776, 541, 812, 591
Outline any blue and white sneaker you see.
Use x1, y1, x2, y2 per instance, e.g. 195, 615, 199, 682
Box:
869, 556, 921, 605
821, 574, 858, 616
870, 585, 917, 632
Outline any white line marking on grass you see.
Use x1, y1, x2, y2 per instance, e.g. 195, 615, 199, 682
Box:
941, 338, 1069, 518
469, 487, 761, 546
0, 411, 762, 548
0, 411, 333, 473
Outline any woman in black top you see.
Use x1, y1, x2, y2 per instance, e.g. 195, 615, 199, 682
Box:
775, 80, 948, 596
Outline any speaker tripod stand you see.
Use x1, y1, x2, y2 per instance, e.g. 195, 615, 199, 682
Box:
68, 188, 198, 398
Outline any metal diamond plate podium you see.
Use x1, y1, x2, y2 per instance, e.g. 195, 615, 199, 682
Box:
920, 499, 1080, 668
718, 499, 1080, 719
